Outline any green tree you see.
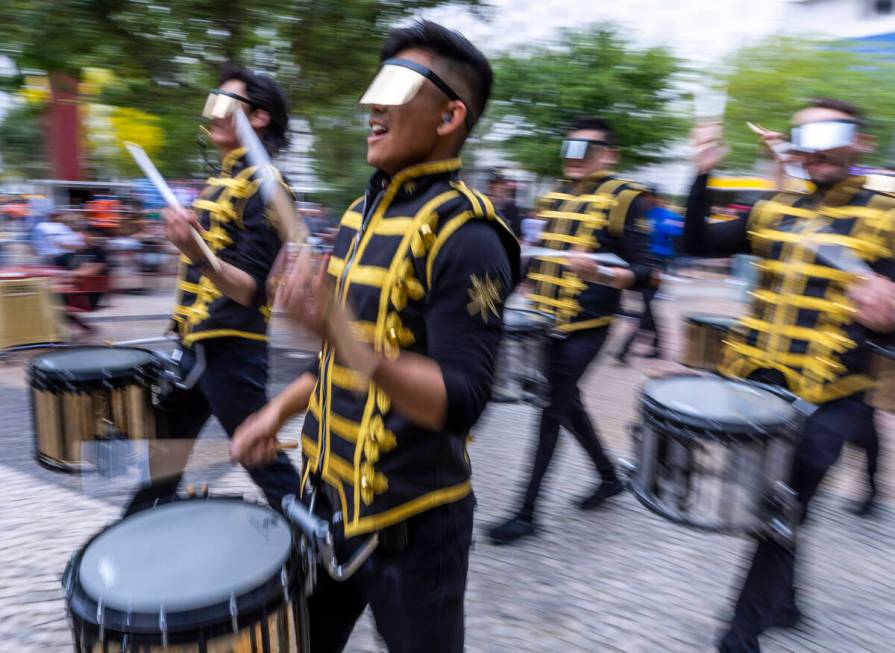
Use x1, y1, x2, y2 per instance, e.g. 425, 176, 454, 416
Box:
0, 0, 483, 195
489, 27, 688, 178
720, 36, 895, 171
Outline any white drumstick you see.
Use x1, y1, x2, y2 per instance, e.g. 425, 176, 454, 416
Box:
521, 247, 630, 268
124, 142, 221, 272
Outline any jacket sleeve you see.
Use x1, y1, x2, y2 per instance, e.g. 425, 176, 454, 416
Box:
617, 195, 656, 291
424, 220, 513, 434
683, 173, 750, 257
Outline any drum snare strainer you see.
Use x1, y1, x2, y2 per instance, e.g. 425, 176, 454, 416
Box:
630, 374, 803, 543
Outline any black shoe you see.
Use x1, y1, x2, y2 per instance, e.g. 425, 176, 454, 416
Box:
577, 478, 625, 510
845, 485, 877, 517
488, 513, 536, 545
716, 628, 760, 653
769, 604, 802, 630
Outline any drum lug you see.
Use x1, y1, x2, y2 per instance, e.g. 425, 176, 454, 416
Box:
159, 606, 168, 647
229, 592, 239, 633
96, 598, 104, 642
280, 565, 290, 603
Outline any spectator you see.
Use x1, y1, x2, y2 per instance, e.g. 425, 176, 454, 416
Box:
488, 169, 524, 239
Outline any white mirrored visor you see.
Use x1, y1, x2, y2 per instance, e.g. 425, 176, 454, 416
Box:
202, 93, 240, 120
790, 120, 857, 153
359, 64, 428, 106
560, 139, 592, 160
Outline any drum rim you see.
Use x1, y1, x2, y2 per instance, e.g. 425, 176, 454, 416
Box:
684, 314, 737, 329
867, 340, 895, 358
503, 307, 554, 334
28, 346, 161, 391
640, 374, 798, 441
627, 477, 761, 535
64, 496, 302, 639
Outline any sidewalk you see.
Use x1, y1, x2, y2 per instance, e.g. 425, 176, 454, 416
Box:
0, 275, 891, 651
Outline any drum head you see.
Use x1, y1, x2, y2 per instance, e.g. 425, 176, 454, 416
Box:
686, 314, 736, 330
77, 500, 292, 613
641, 375, 795, 437
29, 346, 158, 390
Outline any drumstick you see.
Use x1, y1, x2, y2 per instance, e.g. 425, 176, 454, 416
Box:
124, 142, 222, 273
521, 247, 630, 267
79, 438, 299, 497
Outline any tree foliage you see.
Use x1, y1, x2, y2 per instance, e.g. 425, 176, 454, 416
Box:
489, 27, 689, 178
0, 0, 482, 198
720, 36, 895, 171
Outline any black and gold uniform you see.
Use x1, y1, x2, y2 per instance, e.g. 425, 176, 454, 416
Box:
685, 173, 895, 652
302, 158, 518, 535
301, 158, 518, 652
490, 172, 653, 545
125, 147, 300, 515
529, 174, 653, 333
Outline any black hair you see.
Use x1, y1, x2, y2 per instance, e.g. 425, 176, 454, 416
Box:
807, 98, 865, 127
570, 116, 616, 146
218, 62, 290, 154
380, 20, 493, 131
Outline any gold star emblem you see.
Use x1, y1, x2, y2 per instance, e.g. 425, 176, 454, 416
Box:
466, 273, 502, 322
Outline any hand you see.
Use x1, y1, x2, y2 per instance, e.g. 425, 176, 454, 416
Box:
278, 246, 334, 338
850, 274, 895, 332
565, 252, 599, 280
690, 122, 728, 174
230, 407, 281, 468
163, 207, 206, 263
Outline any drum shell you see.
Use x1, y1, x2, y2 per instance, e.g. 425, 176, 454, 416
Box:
681, 315, 736, 372
0, 275, 63, 349
492, 308, 552, 405
630, 375, 799, 535
28, 347, 161, 472
867, 342, 895, 411
64, 497, 308, 652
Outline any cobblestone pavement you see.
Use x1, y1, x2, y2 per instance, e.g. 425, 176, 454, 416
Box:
1, 279, 893, 652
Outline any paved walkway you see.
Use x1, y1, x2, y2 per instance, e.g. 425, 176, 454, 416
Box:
1, 276, 892, 651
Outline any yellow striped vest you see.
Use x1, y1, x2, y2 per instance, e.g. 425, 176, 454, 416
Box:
172, 147, 285, 346
721, 176, 895, 403
528, 173, 647, 333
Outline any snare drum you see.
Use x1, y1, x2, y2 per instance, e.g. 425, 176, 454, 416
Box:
492, 307, 552, 405
680, 314, 737, 372
867, 342, 895, 411
28, 346, 161, 471
64, 497, 308, 652
629, 374, 799, 537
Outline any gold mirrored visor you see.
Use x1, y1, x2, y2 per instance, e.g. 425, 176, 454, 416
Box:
359, 58, 475, 129
359, 63, 429, 107
201, 90, 251, 120
790, 120, 857, 154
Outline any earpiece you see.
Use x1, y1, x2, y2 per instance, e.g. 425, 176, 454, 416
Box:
443, 112, 453, 125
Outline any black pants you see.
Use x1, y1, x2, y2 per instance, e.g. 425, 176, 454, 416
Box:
618, 287, 661, 357
307, 493, 475, 653
720, 386, 878, 653
521, 326, 617, 516
124, 338, 301, 515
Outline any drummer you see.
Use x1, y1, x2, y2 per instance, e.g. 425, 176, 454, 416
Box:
124, 63, 300, 515
233, 21, 518, 652
488, 117, 655, 545
685, 98, 895, 653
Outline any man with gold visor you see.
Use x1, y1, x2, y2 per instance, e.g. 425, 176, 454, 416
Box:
488, 116, 655, 546
232, 21, 519, 652
125, 63, 300, 516
685, 98, 895, 653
